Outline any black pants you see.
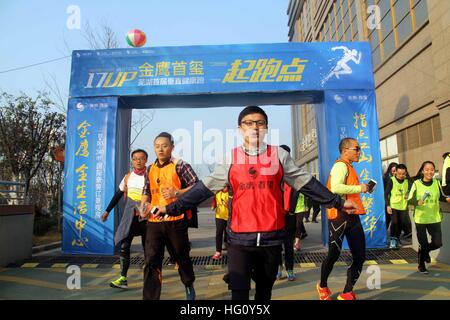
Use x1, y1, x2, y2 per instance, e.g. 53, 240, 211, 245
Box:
281, 214, 296, 270
305, 203, 320, 221
215, 218, 228, 252
416, 222, 442, 267
143, 219, 195, 300
320, 211, 366, 293
295, 212, 307, 238
166, 239, 177, 262
401, 212, 412, 235
389, 209, 408, 239
228, 244, 282, 301
119, 216, 147, 277
385, 208, 391, 230
443, 184, 450, 197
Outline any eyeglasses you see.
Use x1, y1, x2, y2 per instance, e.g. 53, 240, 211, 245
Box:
240, 120, 267, 127
346, 147, 361, 152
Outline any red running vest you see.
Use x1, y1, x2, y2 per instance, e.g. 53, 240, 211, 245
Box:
283, 183, 292, 212
229, 145, 285, 233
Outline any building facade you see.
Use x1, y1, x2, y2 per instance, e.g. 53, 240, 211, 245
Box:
287, 0, 450, 178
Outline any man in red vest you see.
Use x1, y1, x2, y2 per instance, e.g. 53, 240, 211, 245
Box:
154, 106, 357, 300
317, 137, 369, 300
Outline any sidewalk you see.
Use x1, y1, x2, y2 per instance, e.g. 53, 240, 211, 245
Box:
1, 208, 448, 300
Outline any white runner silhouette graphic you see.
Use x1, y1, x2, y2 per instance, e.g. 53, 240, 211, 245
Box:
322, 46, 362, 85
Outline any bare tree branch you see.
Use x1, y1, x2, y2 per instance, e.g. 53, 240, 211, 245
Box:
130, 110, 155, 147
82, 19, 119, 49
42, 74, 67, 113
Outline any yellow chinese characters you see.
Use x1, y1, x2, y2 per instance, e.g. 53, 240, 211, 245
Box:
137, 60, 204, 78
77, 120, 91, 138
361, 194, 377, 238
222, 57, 308, 83
189, 61, 204, 75
363, 215, 378, 239
360, 168, 370, 181
75, 121, 91, 157
156, 62, 170, 77
354, 113, 372, 163
172, 61, 187, 76
139, 63, 154, 77
73, 120, 91, 247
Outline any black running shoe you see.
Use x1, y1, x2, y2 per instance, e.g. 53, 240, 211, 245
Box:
418, 265, 429, 274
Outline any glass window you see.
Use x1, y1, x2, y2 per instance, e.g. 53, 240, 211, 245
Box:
344, 12, 350, 30
378, 0, 392, 19
345, 26, 352, 41
383, 31, 396, 57
397, 130, 407, 153
343, 0, 349, 14
352, 18, 358, 38
382, 160, 389, 173
414, 0, 428, 28
372, 46, 381, 67
396, 14, 413, 45
380, 139, 387, 159
432, 116, 442, 142
351, 0, 357, 19
394, 0, 411, 23
380, 11, 393, 39
333, 17, 339, 35
419, 119, 433, 146
336, 1, 342, 18
337, 22, 343, 39
369, 30, 379, 49
406, 125, 420, 150
386, 135, 398, 157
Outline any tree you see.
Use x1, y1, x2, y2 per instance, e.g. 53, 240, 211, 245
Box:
0, 91, 66, 202
82, 19, 119, 50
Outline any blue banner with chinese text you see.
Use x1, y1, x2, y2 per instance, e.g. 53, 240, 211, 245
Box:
316, 90, 387, 249
69, 42, 374, 97
62, 97, 118, 255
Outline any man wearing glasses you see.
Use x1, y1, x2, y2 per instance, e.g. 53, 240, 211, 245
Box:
317, 138, 369, 300
152, 106, 357, 300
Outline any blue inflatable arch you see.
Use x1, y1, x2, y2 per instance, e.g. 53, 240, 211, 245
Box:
64, 42, 386, 255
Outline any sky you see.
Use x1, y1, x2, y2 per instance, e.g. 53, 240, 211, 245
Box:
0, 0, 292, 178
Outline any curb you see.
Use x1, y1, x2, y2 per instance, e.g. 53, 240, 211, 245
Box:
32, 241, 61, 254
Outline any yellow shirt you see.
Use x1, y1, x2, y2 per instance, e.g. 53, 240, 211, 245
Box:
214, 191, 229, 220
